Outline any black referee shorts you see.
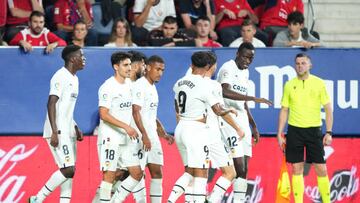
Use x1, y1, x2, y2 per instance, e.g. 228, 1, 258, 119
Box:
285, 125, 325, 164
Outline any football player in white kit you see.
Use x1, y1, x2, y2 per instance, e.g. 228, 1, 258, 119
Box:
217, 42, 272, 202
132, 55, 174, 203
29, 45, 85, 203
96, 52, 144, 203
168, 51, 243, 203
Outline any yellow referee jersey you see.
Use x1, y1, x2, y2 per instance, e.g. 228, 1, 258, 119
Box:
281, 74, 330, 128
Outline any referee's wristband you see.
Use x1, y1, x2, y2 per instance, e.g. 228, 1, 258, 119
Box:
326, 131, 332, 136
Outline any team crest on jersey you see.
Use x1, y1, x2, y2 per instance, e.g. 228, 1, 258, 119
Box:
102, 94, 108, 100
223, 71, 229, 78
65, 156, 70, 162
54, 83, 60, 90
105, 161, 110, 166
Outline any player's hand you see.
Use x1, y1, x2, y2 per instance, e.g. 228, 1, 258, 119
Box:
142, 135, 151, 151
126, 126, 138, 140
254, 97, 273, 106
75, 126, 83, 141
50, 132, 59, 148
20, 40, 33, 52
228, 107, 238, 117
323, 133, 332, 146
277, 133, 286, 152
252, 127, 260, 146
45, 42, 58, 54
164, 134, 175, 145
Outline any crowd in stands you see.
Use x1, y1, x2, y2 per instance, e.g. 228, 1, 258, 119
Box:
0, 0, 322, 50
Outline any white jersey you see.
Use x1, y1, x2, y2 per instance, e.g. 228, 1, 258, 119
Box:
43, 67, 78, 138
173, 74, 220, 121
217, 59, 249, 112
132, 77, 159, 145
98, 77, 133, 144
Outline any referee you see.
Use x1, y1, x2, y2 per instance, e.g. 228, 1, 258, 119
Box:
277, 53, 333, 203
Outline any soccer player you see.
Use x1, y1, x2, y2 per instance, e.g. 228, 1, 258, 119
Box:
129, 55, 174, 203
97, 51, 143, 203
217, 42, 272, 202
277, 53, 332, 203
128, 50, 147, 82
168, 51, 243, 203
29, 45, 85, 203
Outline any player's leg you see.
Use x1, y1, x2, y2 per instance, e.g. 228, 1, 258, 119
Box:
60, 137, 77, 203
92, 143, 103, 203
192, 168, 208, 203
286, 125, 306, 203
233, 156, 248, 203
168, 167, 194, 203
147, 147, 164, 203
306, 127, 330, 203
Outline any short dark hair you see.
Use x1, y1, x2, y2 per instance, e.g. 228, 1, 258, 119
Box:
241, 18, 255, 28
111, 51, 132, 66
74, 20, 87, 28
295, 53, 311, 61
191, 51, 209, 68
29, 11, 45, 21
128, 50, 147, 63
196, 16, 211, 24
237, 42, 255, 54
163, 16, 177, 24
287, 11, 304, 25
206, 51, 217, 67
146, 55, 164, 65
62, 45, 82, 62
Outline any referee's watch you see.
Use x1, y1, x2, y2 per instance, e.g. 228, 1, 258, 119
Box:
326, 131, 332, 136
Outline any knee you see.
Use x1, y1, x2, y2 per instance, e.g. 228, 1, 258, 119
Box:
131, 169, 144, 181
61, 166, 75, 178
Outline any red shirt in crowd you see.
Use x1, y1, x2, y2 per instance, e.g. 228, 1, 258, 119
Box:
53, 0, 93, 27
6, 0, 42, 26
9, 28, 67, 46
260, 0, 304, 29
215, 0, 255, 30
202, 39, 222, 48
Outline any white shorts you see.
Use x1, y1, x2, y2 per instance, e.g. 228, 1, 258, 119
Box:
139, 144, 164, 170
46, 136, 76, 168
100, 139, 141, 172
220, 113, 252, 158
175, 120, 210, 169
208, 140, 233, 168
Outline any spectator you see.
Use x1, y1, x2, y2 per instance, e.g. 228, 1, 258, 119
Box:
273, 11, 321, 48
148, 16, 195, 47
104, 18, 136, 47
53, 0, 98, 46
214, 0, 262, 47
229, 18, 266, 48
132, 0, 176, 46
195, 16, 222, 47
0, 0, 6, 44
9, 11, 67, 53
70, 21, 88, 47
258, 0, 304, 41
4, 0, 44, 42
178, 0, 217, 39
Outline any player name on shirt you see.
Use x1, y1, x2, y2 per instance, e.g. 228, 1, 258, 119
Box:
177, 80, 195, 89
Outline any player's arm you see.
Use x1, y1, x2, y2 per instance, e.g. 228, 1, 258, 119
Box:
323, 103, 333, 146
156, 119, 174, 144
276, 106, 288, 151
221, 83, 272, 105
99, 106, 137, 139
132, 104, 151, 151
211, 103, 244, 139
245, 102, 259, 145
47, 95, 60, 147
174, 99, 180, 123
133, 0, 155, 27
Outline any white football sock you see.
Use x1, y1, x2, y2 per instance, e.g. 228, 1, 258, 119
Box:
168, 172, 193, 203
192, 177, 207, 203
150, 178, 163, 203
233, 177, 247, 203
36, 170, 67, 202
133, 177, 146, 203
99, 181, 112, 203
207, 176, 231, 203
60, 178, 73, 203
111, 176, 139, 202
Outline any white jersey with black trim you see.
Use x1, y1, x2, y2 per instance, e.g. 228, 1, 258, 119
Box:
217, 60, 249, 112
43, 67, 79, 138
97, 77, 133, 144
132, 77, 159, 145
173, 74, 220, 121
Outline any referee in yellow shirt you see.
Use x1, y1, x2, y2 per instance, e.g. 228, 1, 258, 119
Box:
277, 53, 333, 203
